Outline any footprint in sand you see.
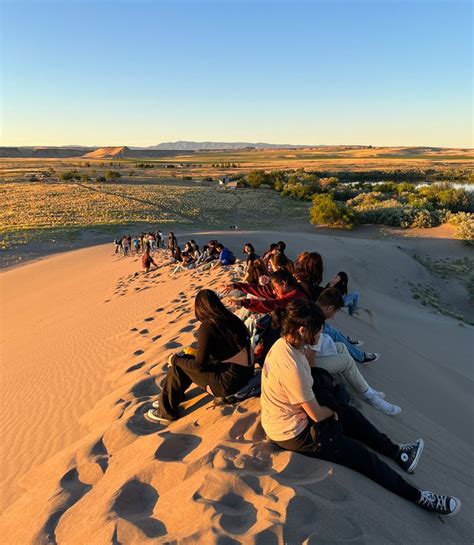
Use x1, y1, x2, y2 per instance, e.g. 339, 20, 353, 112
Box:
144, 317, 154, 322
126, 361, 146, 373
139, 329, 149, 335
152, 335, 162, 342
154, 432, 202, 462
111, 479, 166, 538
164, 340, 182, 349
130, 377, 159, 399
179, 324, 195, 333
40, 468, 93, 544
155, 307, 164, 312
133, 349, 144, 356
130, 328, 138, 332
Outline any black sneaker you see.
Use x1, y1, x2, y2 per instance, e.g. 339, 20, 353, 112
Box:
417, 490, 462, 516
397, 438, 424, 473
347, 336, 363, 346
361, 352, 380, 364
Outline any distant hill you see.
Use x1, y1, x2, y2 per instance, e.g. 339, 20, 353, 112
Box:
0, 147, 93, 158
142, 141, 311, 151
82, 146, 190, 159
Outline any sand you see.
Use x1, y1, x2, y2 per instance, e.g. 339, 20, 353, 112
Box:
0, 231, 472, 544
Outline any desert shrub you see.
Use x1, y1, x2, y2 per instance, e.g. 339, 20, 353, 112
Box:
310, 194, 355, 229
282, 181, 320, 200
105, 171, 121, 181
96, 175, 106, 183
446, 212, 474, 245
410, 209, 435, 228
60, 170, 80, 182
246, 170, 273, 188
418, 184, 473, 213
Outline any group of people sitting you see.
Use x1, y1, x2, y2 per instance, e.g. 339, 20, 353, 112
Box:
142, 237, 460, 516
167, 234, 236, 274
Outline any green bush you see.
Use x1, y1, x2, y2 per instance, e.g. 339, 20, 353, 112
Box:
446, 212, 474, 245
310, 194, 355, 229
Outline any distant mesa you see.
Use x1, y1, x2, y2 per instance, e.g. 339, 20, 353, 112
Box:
82, 146, 132, 159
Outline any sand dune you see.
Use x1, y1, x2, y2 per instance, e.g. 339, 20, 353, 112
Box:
0, 232, 472, 544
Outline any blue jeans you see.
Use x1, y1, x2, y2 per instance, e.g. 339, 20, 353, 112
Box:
324, 322, 364, 362
344, 292, 359, 316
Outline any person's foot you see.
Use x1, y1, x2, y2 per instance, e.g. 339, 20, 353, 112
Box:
361, 352, 380, 364
365, 393, 401, 415
417, 490, 461, 516
397, 439, 424, 473
145, 407, 177, 424
347, 336, 364, 346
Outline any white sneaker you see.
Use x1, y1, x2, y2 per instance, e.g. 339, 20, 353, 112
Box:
366, 394, 401, 416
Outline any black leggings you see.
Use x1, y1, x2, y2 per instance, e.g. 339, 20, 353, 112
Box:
274, 405, 420, 503
159, 354, 253, 419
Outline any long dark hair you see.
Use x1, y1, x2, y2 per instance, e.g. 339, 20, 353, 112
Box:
247, 258, 268, 284
270, 269, 300, 291
194, 289, 248, 348
272, 299, 325, 343
332, 271, 348, 295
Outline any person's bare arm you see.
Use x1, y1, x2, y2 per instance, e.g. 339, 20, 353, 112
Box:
301, 397, 336, 423
304, 348, 316, 367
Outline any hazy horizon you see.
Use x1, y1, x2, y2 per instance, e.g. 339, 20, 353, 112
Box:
1, 0, 472, 148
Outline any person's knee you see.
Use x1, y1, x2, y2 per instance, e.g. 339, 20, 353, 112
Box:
336, 342, 350, 356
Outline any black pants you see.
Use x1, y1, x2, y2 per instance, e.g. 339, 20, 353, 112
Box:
159, 354, 254, 419
274, 405, 420, 503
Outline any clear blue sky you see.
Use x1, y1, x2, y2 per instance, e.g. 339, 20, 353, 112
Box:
1, 0, 472, 147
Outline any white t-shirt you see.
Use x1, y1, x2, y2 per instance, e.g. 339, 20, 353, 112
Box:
307, 333, 338, 356
261, 338, 315, 442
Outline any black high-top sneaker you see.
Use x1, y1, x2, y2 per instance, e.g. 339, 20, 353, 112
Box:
417, 490, 461, 516
396, 438, 424, 473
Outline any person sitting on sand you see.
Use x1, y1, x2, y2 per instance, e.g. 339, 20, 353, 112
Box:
327, 271, 359, 316
242, 258, 270, 285
270, 252, 294, 275
294, 251, 325, 300
305, 300, 400, 416
211, 243, 236, 269
228, 270, 307, 315
142, 248, 158, 273
317, 288, 379, 364
242, 243, 259, 273
261, 299, 461, 517
146, 289, 254, 423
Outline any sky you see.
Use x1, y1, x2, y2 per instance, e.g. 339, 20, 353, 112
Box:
1, 0, 472, 147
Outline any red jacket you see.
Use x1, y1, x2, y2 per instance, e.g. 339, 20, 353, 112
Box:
238, 286, 307, 314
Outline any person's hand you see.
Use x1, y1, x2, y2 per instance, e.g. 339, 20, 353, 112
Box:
228, 298, 242, 308
221, 284, 233, 294
328, 274, 340, 287
333, 412, 339, 421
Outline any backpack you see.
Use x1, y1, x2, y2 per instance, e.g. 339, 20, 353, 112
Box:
213, 371, 262, 406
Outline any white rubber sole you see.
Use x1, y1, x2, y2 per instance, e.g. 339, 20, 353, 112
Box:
407, 438, 424, 473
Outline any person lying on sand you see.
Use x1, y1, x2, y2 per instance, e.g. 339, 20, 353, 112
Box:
141, 249, 158, 273
261, 299, 461, 517
327, 271, 360, 316
317, 289, 380, 364
146, 289, 254, 423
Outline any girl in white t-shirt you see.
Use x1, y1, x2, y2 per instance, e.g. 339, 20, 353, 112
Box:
260, 299, 461, 517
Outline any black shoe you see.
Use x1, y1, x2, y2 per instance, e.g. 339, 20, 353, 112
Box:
397, 439, 424, 473
347, 336, 363, 346
417, 490, 461, 516
361, 352, 380, 364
